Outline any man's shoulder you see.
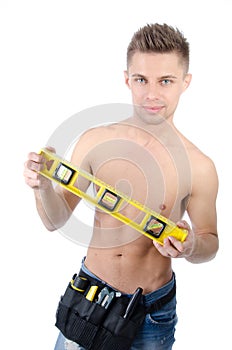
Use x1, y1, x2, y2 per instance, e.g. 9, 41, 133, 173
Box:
80, 123, 129, 140
180, 135, 217, 176
188, 148, 218, 189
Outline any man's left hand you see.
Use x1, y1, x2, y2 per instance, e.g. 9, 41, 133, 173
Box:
153, 220, 195, 259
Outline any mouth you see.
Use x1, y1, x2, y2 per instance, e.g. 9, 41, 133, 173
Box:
143, 105, 164, 113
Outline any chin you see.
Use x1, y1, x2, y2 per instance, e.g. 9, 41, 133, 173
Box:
134, 105, 166, 125
145, 115, 167, 125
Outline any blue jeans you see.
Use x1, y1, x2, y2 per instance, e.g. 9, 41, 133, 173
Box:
54, 260, 177, 350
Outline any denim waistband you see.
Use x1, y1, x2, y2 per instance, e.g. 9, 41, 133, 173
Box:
81, 257, 175, 307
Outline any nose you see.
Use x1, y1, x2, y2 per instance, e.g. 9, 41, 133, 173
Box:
145, 82, 160, 101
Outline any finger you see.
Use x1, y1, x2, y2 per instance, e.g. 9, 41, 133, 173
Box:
25, 159, 44, 172
25, 177, 40, 189
24, 169, 51, 189
167, 236, 184, 253
176, 220, 190, 231
24, 169, 42, 188
27, 152, 45, 163
153, 241, 172, 258
23, 167, 41, 179
155, 238, 184, 258
45, 146, 56, 153
162, 238, 182, 258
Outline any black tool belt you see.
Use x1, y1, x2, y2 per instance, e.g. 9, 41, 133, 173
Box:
55, 269, 176, 350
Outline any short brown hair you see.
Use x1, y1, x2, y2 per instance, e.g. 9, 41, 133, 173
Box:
127, 23, 190, 72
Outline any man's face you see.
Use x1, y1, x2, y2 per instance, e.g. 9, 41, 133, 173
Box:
124, 51, 192, 124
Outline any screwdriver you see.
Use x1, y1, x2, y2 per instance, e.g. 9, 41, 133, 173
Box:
123, 287, 143, 319
86, 286, 99, 301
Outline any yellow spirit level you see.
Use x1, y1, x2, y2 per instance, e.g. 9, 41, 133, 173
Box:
39, 148, 188, 245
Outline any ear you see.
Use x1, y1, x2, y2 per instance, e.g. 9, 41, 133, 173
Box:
124, 70, 131, 89
183, 73, 192, 92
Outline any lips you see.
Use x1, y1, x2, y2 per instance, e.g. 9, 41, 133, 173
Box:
143, 105, 164, 113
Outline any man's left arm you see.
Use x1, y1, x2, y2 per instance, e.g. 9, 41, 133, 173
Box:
154, 157, 219, 263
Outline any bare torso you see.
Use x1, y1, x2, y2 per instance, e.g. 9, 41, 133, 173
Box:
71, 119, 193, 294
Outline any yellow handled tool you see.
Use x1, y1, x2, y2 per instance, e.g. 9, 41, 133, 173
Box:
39, 148, 188, 245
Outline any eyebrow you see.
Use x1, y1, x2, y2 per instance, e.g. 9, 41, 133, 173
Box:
130, 73, 178, 80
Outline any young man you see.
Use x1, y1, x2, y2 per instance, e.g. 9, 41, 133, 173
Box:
24, 23, 219, 349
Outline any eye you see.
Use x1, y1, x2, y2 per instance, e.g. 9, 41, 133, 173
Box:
161, 79, 171, 85
138, 78, 146, 83
160, 78, 174, 86
133, 77, 147, 84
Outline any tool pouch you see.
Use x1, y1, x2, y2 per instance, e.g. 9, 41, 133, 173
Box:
55, 270, 146, 350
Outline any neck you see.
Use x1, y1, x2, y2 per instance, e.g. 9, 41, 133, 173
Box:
122, 113, 178, 144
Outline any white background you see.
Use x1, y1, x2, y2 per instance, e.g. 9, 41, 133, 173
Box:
1, 0, 231, 349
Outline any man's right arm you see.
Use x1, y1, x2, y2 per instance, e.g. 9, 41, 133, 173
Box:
24, 129, 104, 231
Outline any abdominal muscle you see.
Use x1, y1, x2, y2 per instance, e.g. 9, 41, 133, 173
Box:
85, 213, 173, 294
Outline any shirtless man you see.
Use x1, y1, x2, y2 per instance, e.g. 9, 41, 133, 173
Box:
24, 24, 219, 349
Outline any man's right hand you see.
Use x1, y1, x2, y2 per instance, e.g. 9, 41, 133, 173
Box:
23, 147, 55, 190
